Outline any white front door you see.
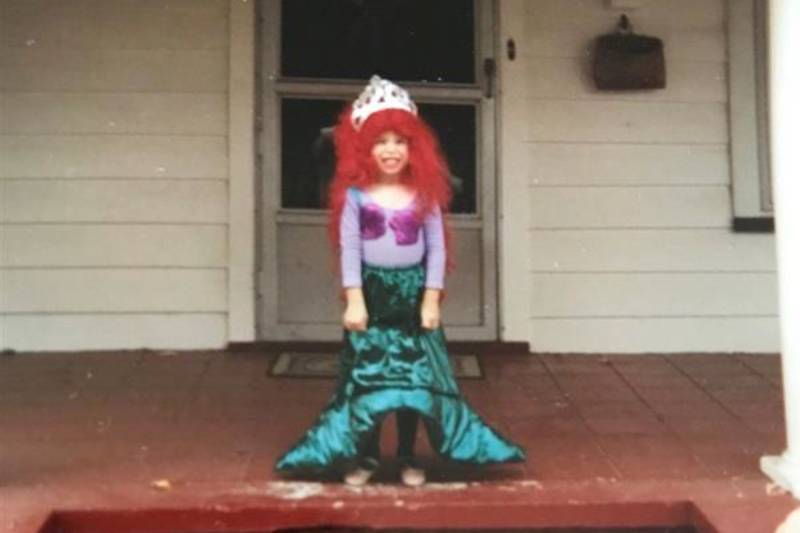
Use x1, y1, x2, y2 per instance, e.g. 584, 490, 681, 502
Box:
257, 0, 498, 341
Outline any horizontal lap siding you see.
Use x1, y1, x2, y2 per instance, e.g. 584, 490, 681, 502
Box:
529, 187, 731, 229
0, 93, 227, 134
0, 136, 227, 178
1, 225, 226, 267
530, 230, 776, 272
0, 0, 230, 351
2, 180, 228, 223
529, 317, 779, 353
528, 144, 729, 186
523, 0, 778, 352
531, 273, 777, 318
0, 50, 227, 92
2, 269, 227, 313
3, 315, 227, 352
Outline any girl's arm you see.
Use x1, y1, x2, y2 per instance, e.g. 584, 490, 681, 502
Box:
423, 204, 446, 289
341, 188, 362, 288
421, 288, 442, 329
340, 189, 368, 331
343, 287, 368, 331
421, 204, 446, 329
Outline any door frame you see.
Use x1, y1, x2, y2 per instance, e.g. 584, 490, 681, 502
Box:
255, 0, 499, 341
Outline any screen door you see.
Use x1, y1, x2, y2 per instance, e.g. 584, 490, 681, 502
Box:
257, 0, 498, 341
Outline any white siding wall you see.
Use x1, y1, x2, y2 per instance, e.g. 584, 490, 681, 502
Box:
520, 0, 779, 352
0, 0, 780, 354
0, 0, 230, 351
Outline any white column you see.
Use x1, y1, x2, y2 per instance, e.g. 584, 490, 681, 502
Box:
228, 0, 257, 343
497, 0, 532, 342
760, 0, 800, 499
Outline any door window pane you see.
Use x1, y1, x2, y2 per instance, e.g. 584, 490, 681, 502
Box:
281, 98, 477, 214
281, 98, 346, 209
281, 0, 475, 83
420, 103, 476, 214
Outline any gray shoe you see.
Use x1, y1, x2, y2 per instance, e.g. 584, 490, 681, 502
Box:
344, 467, 376, 487
344, 457, 379, 487
399, 458, 425, 487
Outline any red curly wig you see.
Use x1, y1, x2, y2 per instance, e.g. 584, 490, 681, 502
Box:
327, 105, 454, 271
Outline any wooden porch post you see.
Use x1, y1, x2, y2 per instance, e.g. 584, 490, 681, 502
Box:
760, 0, 800, 498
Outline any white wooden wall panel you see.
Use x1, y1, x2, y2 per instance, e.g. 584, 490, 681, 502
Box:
531, 273, 777, 318
1, 93, 227, 135
526, 29, 725, 62
1, 180, 227, 223
529, 186, 730, 229
529, 317, 780, 353
524, 0, 723, 30
0, 0, 232, 352
1, 225, 227, 267
527, 100, 728, 143
0, 136, 227, 179
1, 269, 227, 313
0, 49, 227, 92
1, 314, 227, 351
514, 0, 779, 352
528, 144, 729, 186
530, 230, 777, 273
527, 57, 726, 102
1, 5, 227, 50
2, 0, 226, 13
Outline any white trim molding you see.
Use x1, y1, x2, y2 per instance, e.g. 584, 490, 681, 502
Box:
760, 0, 800, 499
728, 0, 773, 226
228, 0, 257, 342
496, 0, 531, 342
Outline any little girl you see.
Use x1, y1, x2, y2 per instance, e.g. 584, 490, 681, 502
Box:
275, 76, 525, 486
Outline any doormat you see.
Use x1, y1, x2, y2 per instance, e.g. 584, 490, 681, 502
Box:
269, 352, 483, 379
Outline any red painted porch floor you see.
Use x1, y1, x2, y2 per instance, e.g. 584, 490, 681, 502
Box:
1, 350, 798, 533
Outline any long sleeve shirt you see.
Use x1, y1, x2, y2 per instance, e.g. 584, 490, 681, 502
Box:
340, 187, 446, 289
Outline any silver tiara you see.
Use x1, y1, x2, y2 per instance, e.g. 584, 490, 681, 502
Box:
350, 75, 418, 130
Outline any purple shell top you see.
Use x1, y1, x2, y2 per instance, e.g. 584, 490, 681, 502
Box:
388, 208, 421, 245
359, 203, 387, 240
360, 202, 421, 246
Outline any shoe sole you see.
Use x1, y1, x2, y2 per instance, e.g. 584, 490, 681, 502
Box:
401, 469, 426, 487
344, 469, 376, 487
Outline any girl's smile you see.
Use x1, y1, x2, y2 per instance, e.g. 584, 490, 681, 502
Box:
371, 131, 409, 179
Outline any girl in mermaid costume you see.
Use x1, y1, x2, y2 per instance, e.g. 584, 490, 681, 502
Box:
275, 76, 525, 486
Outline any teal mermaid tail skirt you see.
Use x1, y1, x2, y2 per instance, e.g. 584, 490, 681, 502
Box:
274, 263, 525, 473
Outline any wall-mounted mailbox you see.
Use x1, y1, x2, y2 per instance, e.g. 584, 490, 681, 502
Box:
593, 15, 666, 90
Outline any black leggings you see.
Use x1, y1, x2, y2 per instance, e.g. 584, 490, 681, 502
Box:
359, 408, 419, 461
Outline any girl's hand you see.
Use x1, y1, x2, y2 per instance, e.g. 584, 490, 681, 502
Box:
421, 289, 442, 330
343, 288, 368, 331
343, 302, 368, 331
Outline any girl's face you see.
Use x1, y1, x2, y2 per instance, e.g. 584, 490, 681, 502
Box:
371, 131, 409, 180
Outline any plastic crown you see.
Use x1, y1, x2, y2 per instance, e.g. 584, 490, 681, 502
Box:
350, 75, 418, 131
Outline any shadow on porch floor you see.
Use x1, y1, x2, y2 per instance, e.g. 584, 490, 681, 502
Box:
0, 349, 796, 533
